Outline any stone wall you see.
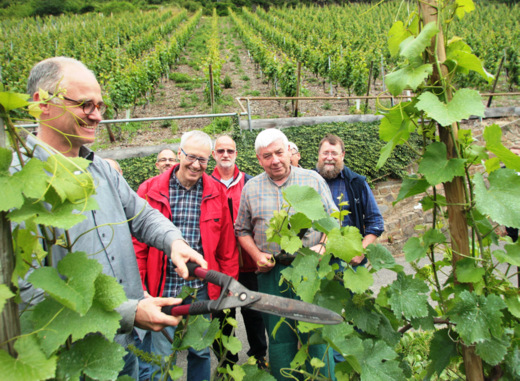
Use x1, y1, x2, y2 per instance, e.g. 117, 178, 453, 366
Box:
372, 117, 520, 255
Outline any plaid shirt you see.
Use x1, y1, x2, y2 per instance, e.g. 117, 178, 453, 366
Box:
325, 169, 384, 236
163, 168, 204, 297
235, 166, 337, 254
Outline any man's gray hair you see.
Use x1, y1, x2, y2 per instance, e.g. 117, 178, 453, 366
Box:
288, 142, 298, 153
27, 57, 93, 99
255, 128, 288, 154
180, 130, 213, 150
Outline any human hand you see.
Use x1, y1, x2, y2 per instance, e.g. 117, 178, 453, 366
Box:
310, 243, 326, 255
134, 297, 183, 331
350, 255, 365, 266
256, 252, 275, 273
171, 239, 207, 280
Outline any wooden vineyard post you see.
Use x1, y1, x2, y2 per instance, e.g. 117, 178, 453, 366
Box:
487, 52, 505, 108
0, 110, 21, 357
419, 1, 484, 380
294, 62, 301, 117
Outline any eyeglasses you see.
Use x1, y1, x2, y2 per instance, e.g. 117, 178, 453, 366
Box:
52, 93, 107, 115
157, 158, 177, 163
320, 151, 341, 158
181, 148, 209, 165
215, 149, 236, 155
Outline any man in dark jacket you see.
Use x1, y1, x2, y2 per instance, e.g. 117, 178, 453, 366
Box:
211, 135, 268, 369
133, 130, 238, 381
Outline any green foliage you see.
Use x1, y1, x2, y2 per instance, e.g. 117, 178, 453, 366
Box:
119, 154, 158, 191
223, 74, 233, 88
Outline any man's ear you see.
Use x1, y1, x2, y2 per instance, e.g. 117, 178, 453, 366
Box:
33, 91, 52, 115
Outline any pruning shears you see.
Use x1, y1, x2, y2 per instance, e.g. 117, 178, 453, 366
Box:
161, 263, 343, 325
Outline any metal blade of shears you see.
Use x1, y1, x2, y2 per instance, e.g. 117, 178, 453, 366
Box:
245, 292, 343, 325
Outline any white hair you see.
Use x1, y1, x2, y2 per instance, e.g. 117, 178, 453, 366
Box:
288, 142, 298, 152
254, 128, 288, 154
180, 130, 213, 150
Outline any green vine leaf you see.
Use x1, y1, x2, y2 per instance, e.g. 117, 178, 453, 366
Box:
418, 142, 466, 185
28, 252, 102, 315
388, 21, 412, 57
0, 146, 12, 172
343, 266, 373, 294
0, 171, 24, 212
283, 185, 329, 220
0, 284, 14, 314
281, 252, 320, 303
475, 334, 510, 366
473, 170, 520, 229
403, 237, 427, 262
377, 105, 415, 169
455, 258, 486, 283
0, 335, 57, 381
416, 89, 484, 126
388, 273, 429, 319
326, 227, 363, 263
56, 334, 125, 380
394, 175, 430, 204
359, 339, 404, 381
426, 329, 458, 378
366, 244, 403, 272
386, 64, 433, 96
0, 91, 30, 112
504, 294, 520, 318
494, 243, 520, 266
12, 158, 51, 200
11, 224, 47, 281
484, 124, 520, 172
446, 39, 493, 83
399, 21, 439, 60
179, 316, 219, 352
322, 323, 362, 372
222, 334, 242, 355
32, 297, 122, 357
448, 290, 506, 344
455, 0, 476, 19
94, 273, 127, 311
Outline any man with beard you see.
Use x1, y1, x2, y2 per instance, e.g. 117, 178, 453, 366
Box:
210, 135, 268, 369
316, 133, 384, 265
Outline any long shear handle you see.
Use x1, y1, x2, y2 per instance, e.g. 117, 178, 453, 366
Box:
160, 263, 233, 316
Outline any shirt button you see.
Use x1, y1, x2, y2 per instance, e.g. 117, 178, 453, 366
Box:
102, 233, 106, 238
119, 279, 123, 284
111, 256, 115, 261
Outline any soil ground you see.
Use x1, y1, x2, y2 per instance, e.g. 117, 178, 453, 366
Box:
91, 16, 519, 152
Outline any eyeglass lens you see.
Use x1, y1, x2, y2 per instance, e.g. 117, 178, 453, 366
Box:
216, 149, 235, 155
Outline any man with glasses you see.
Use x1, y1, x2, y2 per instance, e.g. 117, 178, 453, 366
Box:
316, 134, 384, 265
16, 57, 207, 379
210, 135, 268, 370
133, 130, 238, 381
288, 141, 301, 167
156, 148, 177, 174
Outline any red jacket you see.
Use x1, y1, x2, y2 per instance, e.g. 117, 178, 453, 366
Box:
132, 165, 239, 300
211, 165, 257, 272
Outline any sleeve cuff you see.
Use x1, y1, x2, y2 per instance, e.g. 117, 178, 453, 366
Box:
116, 299, 139, 334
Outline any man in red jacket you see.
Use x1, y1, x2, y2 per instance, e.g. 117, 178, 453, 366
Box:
211, 135, 268, 369
133, 130, 238, 381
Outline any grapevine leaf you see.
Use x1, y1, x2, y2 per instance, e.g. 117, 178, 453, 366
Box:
484, 124, 520, 172
426, 329, 458, 378
388, 21, 412, 57
310, 357, 325, 369
388, 273, 429, 319
504, 344, 520, 378
32, 298, 121, 356
377, 106, 415, 169
222, 334, 242, 355
280, 234, 302, 254
418, 142, 466, 185
385, 64, 432, 96
28, 252, 101, 314
399, 22, 439, 60
281, 253, 320, 303
322, 323, 362, 372
288, 212, 312, 234
0, 147, 12, 172
0, 284, 14, 314
312, 216, 340, 234
290, 345, 308, 369
475, 334, 509, 366
416, 89, 484, 126
494, 244, 520, 266
94, 273, 127, 311
241, 363, 276, 381
448, 290, 506, 343
504, 294, 520, 318
283, 185, 328, 220
0, 91, 29, 112
180, 316, 219, 351
227, 364, 246, 381
394, 175, 430, 204
326, 227, 363, 263
473, 170, 520, 229
403, 237, 427, 262
313, 279, 349, 315
446, 40, 493, 83
296, 321, 323, 334
11, 224, 47, 281
168, 366, 183, 380
56, 334, 125, 380
12, 158, 50, 199
455, 0, 475, 19
423, 228, 446, 246
344, 295, 381, 335
0, 336, 57, 381
343, 266, 373, 294
366, 244, 403, 272
359, 339, 404, 381
455, 258, 485, 283
0, 174, 24, 211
